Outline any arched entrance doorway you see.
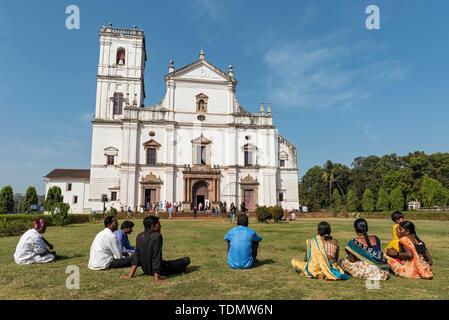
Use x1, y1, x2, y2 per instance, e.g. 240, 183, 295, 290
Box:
192, 180, 208, 210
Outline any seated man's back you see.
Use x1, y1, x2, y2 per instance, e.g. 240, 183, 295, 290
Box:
224, 214, 262, 269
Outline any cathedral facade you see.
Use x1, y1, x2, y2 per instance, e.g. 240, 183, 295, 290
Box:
44, 25, 299, 213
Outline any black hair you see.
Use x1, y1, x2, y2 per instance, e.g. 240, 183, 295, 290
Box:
104, 216, 116, 227
237, 214, 249, 227
399, 220, 424, 245
121, 220, 135, 230
317, 221, 332, 241
143, 216, 159, 230
354, 218, 372, 248
391, 211, 405, 223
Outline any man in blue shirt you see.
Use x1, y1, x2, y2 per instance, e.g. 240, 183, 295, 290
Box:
224, 214, 263, 269
114, 221, 135, 256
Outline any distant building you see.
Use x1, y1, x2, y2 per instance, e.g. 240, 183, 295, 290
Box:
43, 169, 90, 213
408, 201, 421, 211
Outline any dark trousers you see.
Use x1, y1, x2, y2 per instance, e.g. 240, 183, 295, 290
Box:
109, 256, 133, 269
160, 257, 191, 276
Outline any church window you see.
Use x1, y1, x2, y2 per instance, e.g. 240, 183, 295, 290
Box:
111, 192, 117, 201
279, 192, 284, 202
116, 48, 126, 65
73, 196, 78, 204
113, 92, 123, 115
146, 147, 157, 165
67, 183, 72, 191
196, 145, 207, 165
280, 159, 286, 167
244, 144, 255, 167
106, 155, 115, 165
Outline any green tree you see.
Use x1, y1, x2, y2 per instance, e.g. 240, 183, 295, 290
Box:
322, 161, 337, 210
22, 186, 38, 213
361, 188, 375, 212
0, 185, 15, 214
390, 187, 405, 211
299, 166, 326, 210
376, 187, 390, 211
332, 188, 343, 213
45, 186, 63, 212
420, 175, 449, 207
346, 189, 359, 212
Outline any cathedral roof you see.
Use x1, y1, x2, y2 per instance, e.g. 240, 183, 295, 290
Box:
44, 169, 90, 180
164, 50, 237, 85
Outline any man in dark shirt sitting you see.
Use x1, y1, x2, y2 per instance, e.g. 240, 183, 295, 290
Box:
121, 216, 190, 283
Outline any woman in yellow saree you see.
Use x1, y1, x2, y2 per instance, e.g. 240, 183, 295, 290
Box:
386, 221, 433, 279
291, 222, 350, 280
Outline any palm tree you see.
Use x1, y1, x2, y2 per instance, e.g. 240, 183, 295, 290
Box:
322, 160, 336, 211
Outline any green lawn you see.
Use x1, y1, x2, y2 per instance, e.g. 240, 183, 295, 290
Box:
1, 218, 448, 300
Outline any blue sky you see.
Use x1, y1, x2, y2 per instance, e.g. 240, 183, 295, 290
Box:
0, 0, 448, 195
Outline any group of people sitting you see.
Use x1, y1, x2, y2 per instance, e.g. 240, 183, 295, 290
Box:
291, 211, 433, 280
12, 210, 433, 282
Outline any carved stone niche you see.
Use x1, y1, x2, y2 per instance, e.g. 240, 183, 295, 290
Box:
196, 93, 209, 113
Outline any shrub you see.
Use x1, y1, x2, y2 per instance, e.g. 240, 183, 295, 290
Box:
51, 202, 70, 226
362, 188, 375, 212
0, 186, 14, 214
109, 207, 118, 217
0, 213, 92, 237
270, 206, 284, 222
22, 186, 39, 213
256, 206, 271, 223
390, 187, 405, 211
346, 190, 359, 212
376, 188, 390, 212
45, 186, 63, 212
332, 189, 343, 214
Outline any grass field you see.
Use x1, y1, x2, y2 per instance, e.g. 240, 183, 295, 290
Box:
1, 218, 448, 300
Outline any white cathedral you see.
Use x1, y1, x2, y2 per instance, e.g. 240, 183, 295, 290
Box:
44, 25, 299, 213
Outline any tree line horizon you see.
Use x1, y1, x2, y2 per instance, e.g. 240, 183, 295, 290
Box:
298, 150, 449, 212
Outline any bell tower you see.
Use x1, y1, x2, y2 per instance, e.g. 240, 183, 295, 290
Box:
95, 23, 147, 120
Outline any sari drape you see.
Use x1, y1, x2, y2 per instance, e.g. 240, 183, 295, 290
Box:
386, 236, 433, 279
340, 237, 389, 281
291, 235, 349, 280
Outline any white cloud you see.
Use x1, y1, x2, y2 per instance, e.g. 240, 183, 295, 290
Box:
80, 111, 93, 122
262, 36, 408, 110
194, 0, 224, 22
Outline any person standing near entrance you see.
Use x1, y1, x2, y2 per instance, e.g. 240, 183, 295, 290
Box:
240, 202, 248, 215
193, 206, 198, 219
229, 202, 236, 224
198, 202, 203, 212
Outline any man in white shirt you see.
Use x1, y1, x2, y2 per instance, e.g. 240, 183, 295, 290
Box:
88, 216, 133, 270
14, 218, 56, 265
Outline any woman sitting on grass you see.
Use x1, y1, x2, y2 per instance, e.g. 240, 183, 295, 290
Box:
385, 221, 433, 279
291, 221, 349, 280
340, 219, 389, 281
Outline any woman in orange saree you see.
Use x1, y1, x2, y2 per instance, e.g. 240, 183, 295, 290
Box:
385, 221, 433, 279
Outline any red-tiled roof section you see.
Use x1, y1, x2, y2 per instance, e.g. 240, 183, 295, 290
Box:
45, 169, 90, 179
